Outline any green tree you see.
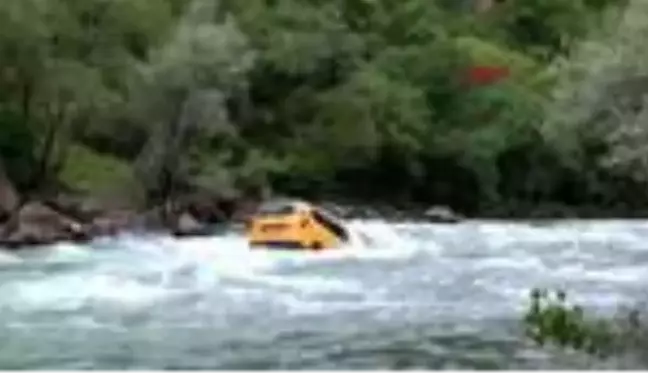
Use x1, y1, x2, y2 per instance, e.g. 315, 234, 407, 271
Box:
132, 0, 255, 210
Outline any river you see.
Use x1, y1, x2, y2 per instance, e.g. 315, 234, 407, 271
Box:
0, 220, 646, 369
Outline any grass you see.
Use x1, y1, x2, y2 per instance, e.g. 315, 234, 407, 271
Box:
59, 144, 144, 208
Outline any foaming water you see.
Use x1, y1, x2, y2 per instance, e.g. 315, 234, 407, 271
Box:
0, 220, 647, 369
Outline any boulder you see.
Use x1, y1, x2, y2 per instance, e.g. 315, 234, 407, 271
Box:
89, 209, 140, 237
180, 192, 232, 224
172, 211, 210, 237
423, 205, 463, 223
0, 202, 89, 248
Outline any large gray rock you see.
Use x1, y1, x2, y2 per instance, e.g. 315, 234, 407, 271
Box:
89, 209, 139, 237
172, 211, 210, 237
423, 205, 463, 223
180, 192, 233, 224
1, 202, 88, 248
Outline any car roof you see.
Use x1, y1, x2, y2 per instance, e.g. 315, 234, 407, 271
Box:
254, 199, 347, 221
256, 199, 312, 213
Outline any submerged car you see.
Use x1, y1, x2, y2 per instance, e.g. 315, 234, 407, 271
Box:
245, 199, 350, 250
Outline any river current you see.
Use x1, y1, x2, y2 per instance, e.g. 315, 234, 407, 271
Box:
0, 220, 646, 369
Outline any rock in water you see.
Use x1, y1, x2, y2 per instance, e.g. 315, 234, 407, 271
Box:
173, 211, 209, 237
423, 206, 462, 223
89, 209, 139, 237
1, 202, 89, 248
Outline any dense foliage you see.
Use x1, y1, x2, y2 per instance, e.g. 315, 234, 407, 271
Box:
0, 0, 645, 216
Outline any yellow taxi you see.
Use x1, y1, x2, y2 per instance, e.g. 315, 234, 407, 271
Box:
245, 199, 349, 250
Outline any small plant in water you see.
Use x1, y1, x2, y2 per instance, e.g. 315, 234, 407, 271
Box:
523, 287, 648, 361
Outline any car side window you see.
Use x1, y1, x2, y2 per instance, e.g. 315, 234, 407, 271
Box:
311, 209, 348, 241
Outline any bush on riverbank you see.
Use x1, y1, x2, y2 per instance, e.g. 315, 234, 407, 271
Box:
1, 0, 647, 227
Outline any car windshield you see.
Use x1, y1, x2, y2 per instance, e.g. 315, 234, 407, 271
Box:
256, 201, 296, 216
312, 207, 349, 241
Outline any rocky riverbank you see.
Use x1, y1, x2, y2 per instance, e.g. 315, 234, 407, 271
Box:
7, 159, 646, 250
0, 160, 467, 249
0, 162, 258, 248
0, 196, 463, 251
5, 167, 648, 250
0, 194, 246, 250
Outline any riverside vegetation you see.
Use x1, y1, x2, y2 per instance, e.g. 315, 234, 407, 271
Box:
0, 0, 645, 239
1, 0, 646, 242
1, 0, 646, 245
1, 0, 645, 232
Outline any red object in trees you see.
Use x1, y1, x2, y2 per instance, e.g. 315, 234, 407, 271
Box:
465, 65, 510, 86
